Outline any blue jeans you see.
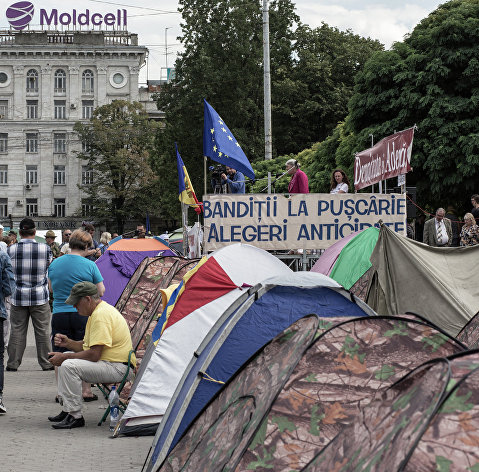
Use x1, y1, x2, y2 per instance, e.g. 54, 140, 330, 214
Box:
0, 319, 4, 393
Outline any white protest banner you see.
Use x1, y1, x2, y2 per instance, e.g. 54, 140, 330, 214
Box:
203, 193, 406, 251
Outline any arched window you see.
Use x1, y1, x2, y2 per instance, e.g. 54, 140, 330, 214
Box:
26, 69, 38, 93
54, 69, 66, 94
82, 69, 94, 94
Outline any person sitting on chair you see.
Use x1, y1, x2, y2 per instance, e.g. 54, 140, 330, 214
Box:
47, 281, 135, 429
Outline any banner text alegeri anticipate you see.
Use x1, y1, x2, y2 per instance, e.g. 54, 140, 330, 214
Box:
203, 193, 406, 251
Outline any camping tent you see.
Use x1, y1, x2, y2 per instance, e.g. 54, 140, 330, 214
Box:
96, 237, 176, 306
144, 272, 376, 466
306, 350, 479, 471
313, 225, 479, 336
367, 225, 479, 336
117, 244, 292, 436
113, 256, 198, 399
153, 314, 464, 471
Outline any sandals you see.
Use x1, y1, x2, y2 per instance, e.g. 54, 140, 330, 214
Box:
82, 393, 98, 402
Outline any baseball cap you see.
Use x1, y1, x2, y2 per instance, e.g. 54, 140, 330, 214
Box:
45, 230, 56, 238
65, 281, 99, 305
0, 224, 3, 230
19, 218, 35, 230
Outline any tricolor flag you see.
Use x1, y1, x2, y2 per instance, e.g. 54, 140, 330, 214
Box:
203, 99, 255, 179
176, 143, 202, 214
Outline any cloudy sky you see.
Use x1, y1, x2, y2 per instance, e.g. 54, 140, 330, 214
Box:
1, 0, 444, 84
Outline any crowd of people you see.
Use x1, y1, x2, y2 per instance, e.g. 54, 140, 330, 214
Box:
0, 219, 136, 430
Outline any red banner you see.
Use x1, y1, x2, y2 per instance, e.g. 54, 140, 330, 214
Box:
354, 127, 415, 191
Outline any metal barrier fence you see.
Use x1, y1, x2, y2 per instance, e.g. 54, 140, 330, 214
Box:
272, 251, 323, 272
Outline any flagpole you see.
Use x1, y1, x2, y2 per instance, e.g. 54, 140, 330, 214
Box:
204, 156, 207, 198
182, 203, 188, 257
263, 0, 272, 160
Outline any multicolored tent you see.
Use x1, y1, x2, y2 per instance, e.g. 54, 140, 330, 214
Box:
153, 314, 465, 472
311, 226, 379, 293
144, 272, 376, 467
96, 237, 176, 306
117, 244, 292, 436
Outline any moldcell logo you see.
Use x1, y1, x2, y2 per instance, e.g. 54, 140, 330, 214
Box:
6, 2, 34, 30
6, 2, 127, 30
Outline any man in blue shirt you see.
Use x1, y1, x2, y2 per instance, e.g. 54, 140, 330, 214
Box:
221, 166, 245, 194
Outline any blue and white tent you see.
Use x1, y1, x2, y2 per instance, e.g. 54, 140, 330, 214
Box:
143, 272, 376, 471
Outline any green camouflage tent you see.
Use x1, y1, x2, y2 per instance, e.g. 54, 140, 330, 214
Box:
155, 314, 464, 471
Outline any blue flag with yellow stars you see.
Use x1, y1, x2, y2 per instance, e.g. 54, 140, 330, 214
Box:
203, 99, 255, 180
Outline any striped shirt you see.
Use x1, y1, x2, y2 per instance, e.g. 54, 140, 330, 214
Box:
8, 239, 52, 306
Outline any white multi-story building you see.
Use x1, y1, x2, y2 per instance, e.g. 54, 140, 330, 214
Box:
0, 30, 147, 230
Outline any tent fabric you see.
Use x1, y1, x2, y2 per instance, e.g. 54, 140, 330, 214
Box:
328, 226, 379, 289
113, 256, 198, 399
119, 244, 292, 433
457, 311, 479, 348
157, 315, 320, 472
367, 225, 479, 336
156, 316, 464, 472
308, 351, 479, 471
310, 230, 359, 276
149, 276, 371, 467
96, 237, 175, 306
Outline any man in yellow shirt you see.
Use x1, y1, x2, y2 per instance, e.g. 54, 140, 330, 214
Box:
47, 281, 135, 429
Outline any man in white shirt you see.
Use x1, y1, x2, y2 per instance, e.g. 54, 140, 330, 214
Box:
423, 208, 453, 247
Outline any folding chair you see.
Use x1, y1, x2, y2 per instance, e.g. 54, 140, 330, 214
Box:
96, 305, 157, 426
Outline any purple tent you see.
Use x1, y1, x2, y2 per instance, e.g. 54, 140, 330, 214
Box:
96, 237, 175, 306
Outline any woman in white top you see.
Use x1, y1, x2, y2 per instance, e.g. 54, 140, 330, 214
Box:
330, 168, 350, 194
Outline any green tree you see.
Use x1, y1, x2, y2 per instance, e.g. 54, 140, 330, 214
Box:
273, 24, 383, 155
154, 0, 299, 220
74, 100, 160, 233
344, 0, 479, 208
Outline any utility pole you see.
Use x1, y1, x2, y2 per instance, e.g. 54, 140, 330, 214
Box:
165, 27, 171, 82
263, 0, 272, 160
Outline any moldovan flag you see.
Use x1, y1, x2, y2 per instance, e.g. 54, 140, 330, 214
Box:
176, 143, 202, 214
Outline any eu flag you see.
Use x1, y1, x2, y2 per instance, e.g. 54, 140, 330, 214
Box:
202, 99, 255, 180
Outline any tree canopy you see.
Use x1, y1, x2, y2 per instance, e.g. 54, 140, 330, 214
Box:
74, 100, 160, 233
339, 0, 479, 208
154, 0, 382, 220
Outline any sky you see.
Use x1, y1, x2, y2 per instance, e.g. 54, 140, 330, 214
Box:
0, 0, 445, 85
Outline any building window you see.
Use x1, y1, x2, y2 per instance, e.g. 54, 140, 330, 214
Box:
0, 198, 7, 217
0, 100, 7, 119
0, 134, 7, 153
54, 198, 66, 217
26, 165, 38, 184
82, 100, 94, 119
54, 100, 66, 119
81, 166, 94, 185
27, 100, 38, 119
54, 132, 66, 153
26, 69, 39, 93
0, 165, 7, 184
26, 198, 38, 217
54, 165, 66, 185
82, 69, 94, 94
82, 140, 91, 153
81, 200, 93, 217
26, 133, 38, 153
54, 69, 66, 94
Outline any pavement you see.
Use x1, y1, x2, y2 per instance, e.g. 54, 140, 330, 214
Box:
0, 324, 153, 472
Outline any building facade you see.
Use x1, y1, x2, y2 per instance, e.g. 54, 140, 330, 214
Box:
0, 30, 147, 230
